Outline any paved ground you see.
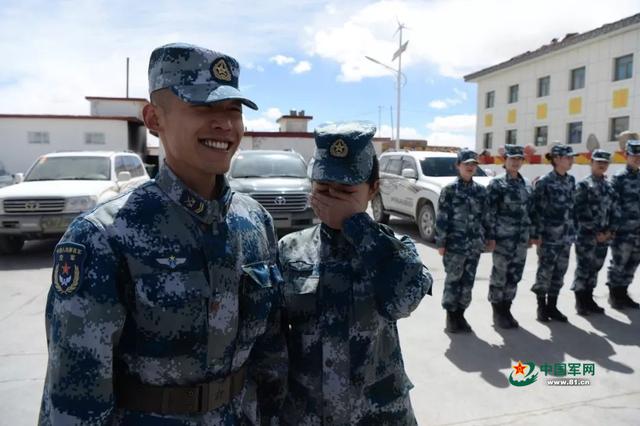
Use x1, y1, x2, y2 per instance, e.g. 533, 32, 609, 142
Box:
1, 217, 639, 425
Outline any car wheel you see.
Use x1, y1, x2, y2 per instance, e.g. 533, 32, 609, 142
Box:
371, 194, 390, 224
417, 203, 436, 242
0, 236, 25, 255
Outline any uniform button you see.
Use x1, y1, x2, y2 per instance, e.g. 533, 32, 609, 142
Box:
325, 359, 333, 368
326, 415, 333, 424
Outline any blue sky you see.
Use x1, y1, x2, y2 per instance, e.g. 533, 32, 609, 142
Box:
0, 0, 638, 147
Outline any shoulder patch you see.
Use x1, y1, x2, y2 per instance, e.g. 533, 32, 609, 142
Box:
52, 242, 87, 297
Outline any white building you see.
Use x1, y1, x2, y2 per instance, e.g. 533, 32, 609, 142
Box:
0, 96, 150, 174
465, 13, 640, 165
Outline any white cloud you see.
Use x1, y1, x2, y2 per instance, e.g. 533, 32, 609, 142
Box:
426, 114, 476, 148
292, 61, 312, 74
304, 0, 639, 80
243, 107, 283, 131
269, 54, 296, 65
428, 88, 468, 110
376, 124, 422, 139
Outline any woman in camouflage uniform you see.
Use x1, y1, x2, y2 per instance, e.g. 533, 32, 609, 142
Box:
278, 122, 432, 426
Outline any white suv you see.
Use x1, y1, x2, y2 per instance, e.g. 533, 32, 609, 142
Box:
0, 151, 149, 254
372, 151, 492, 242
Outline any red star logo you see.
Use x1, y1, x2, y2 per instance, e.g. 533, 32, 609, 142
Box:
61, 262, 71, 275
513, 361, 527, 375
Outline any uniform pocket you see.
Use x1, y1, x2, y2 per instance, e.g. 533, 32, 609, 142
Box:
283, 261, 319, 325
238, 261, 277, 342
364, 370, 414, 407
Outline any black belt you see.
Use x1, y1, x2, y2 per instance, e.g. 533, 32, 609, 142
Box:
115, 366, 246, 415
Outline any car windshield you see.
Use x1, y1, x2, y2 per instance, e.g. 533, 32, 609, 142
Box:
231, 153, 307, 178
25, 157, 111, 181
420, 157, 486, 177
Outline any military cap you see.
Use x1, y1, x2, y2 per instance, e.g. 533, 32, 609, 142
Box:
626, 140, 640, 156
591, 149, 611, 162
457, 148, 479, 164
311, 121, 377, 185
546, 144, 578, 160
503, 144, 524, 158
148, 42, 258, 110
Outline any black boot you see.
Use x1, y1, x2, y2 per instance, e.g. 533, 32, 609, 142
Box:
446, 310, 461, 333
574, 290, 590, 316
536, 295, 550, 322
456, 309, 473, 333
620, 287, 640, 309
547, 295, 568, 322
492, 302, 512, 329
609, 287, 625, 309
585, 288, 605, 314
503, 301, 519, 328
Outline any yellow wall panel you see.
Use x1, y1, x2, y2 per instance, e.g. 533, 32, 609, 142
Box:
613, 88, 629, 108
484, 113, 493, 127
507, 109, 516, 124
569, 97, 582, 115
536, 104, 547, 120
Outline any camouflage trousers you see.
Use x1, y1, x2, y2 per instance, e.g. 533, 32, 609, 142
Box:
607, 234, 640, 289
488, 239, 528, 303
531, 243, 571, 296
571, 236, 609, 292
442, 251, 481, 311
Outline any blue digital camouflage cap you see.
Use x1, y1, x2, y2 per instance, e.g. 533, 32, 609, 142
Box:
504, 144, 524, 158
311, 121, 377, 185
626, 140, 640, 155
148, 43, 258, 110
549, 144, 578, 157
457, 148, 479, 163
591, 149, 611, 162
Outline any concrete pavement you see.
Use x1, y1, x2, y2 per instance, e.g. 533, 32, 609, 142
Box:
0, 218, 639, 425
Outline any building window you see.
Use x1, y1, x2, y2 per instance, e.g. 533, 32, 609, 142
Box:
28, 131, 50, 144
535, 126, 548, 146
483, 132, 493, 149
85, 132, 106, 145
610, 116, 629, 141
537, 76, 550, 97
614, 54, 633, 81
506, 129, 517, 145
570, 66, 585, 90
485, 91, 495, 108
508, 85, 519, 103
567, 122, 582, 145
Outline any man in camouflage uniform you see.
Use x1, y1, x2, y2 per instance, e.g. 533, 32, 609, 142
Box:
485, 145, 534, 329
571, 149, 614, 315
278, 121, 432, 425
530, 144, 577, 322
436, 149, 491, 333
39, 43, 287, 425
607, 139, 640, 309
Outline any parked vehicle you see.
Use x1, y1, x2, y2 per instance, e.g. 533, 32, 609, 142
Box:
0, 151, 149, 254
228, 150, 316, 231
372, 151, 492, 242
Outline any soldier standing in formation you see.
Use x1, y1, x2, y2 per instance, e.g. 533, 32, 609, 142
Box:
278, 121, 432, 425
485, 145, 534, 329
39, 43, 287, 425
530, 144, 577, 322
571, 149, 614, 315
436, 149, 492, 333
607, 139, 640, 309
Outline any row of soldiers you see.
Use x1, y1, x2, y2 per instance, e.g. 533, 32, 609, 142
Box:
436, 139, 640, 333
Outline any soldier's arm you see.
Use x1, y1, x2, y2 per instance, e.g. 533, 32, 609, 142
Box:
574, 181, 595, 231
39, 218, 126, 426
435, 187, 451, 249
529, 178, 545, 240
484, 181, 499, 241
249, 213, 288, 425
608, 175, 623, 233
342, 213, 432, 321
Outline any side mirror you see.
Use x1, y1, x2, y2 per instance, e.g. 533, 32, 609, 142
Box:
117, 171, 132, 182
401, 168, 417, 179
13, 173, 24, 184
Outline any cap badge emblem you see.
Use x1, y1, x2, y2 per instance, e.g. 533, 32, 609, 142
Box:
212, 59, 232, 82
330, 139, 348, 158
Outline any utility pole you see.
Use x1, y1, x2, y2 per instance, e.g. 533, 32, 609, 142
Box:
126, 57, 130, 98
